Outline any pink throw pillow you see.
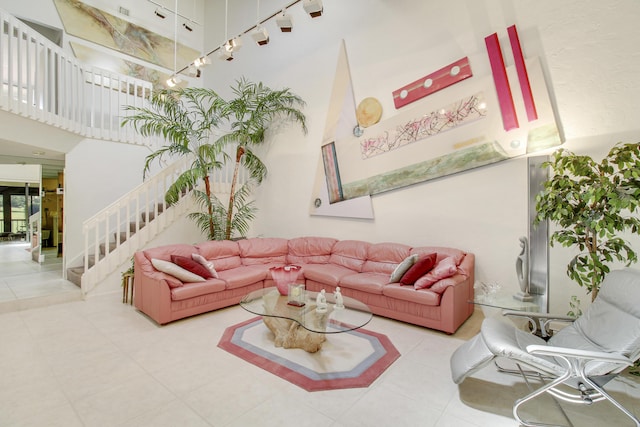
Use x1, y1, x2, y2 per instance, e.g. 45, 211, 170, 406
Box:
191, 253, 219, 278
171, 255, 214, 279
414, 257, 458, 290
400, 253, 437, 285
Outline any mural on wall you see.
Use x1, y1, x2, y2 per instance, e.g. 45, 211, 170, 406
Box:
53, 0, 199, 73
70, 42, 172, 91
312, 25, 563, 206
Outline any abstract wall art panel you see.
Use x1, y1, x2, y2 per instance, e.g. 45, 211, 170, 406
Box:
392, 57, 473, 109
54, 0, 199, 72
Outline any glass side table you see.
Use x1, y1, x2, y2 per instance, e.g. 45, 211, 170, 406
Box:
473, 291, 541, 312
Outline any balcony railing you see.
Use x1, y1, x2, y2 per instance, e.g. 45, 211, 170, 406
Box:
0, 8, 155, 146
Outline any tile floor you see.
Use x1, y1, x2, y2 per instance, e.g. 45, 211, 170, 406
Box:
1, 245, 639, 426
0, 241, 81, 314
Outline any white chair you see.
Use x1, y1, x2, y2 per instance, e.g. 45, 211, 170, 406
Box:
450, 268, 640, 426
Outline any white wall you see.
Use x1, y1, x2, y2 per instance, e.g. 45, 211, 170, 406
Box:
201, 0, 640, 313
64, 138, 152, 262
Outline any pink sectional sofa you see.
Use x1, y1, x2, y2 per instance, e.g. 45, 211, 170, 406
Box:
133, 236, 475, 334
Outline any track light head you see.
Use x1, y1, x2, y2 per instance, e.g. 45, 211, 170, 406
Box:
303, 0, 323, 18
187, 66, 201, 77
276, 10, 293, 32
166, 75, 181, 87
154, 8, 166, 19
194, 55, 211, 68
251, 26, 270, 46
219, 43, 234, 61
230, 36, 242, 52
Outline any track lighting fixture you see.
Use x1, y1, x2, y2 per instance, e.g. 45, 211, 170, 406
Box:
276, 10, 293, 32
154, 8, 166, 19
193, 55, 211, 68
166, 75, 181, 87
251, 26, 270, 46
173, 0, 329, 75
219, 42, 234, 61
303, 0, 323, 18
230, 37, 242, 52
187, 66, 201, 77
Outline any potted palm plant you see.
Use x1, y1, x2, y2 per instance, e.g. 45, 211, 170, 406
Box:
122, 78, 306, 240
535, 142, 640, 301
213, 78, 307, 239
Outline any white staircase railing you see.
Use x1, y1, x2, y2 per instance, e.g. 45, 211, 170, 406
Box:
80, 156, 247, 295
81, 157, 194, 295
0, 7, 154, 146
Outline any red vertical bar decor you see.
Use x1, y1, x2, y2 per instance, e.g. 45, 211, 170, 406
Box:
484, 33, 519, 131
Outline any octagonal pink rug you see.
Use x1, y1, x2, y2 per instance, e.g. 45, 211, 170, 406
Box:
218, 316, 400, 392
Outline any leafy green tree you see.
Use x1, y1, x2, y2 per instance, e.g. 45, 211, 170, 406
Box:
535, 142, 640, 301
122, 79, 307, 240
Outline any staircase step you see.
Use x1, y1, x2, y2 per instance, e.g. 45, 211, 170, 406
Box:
141, 204, 164, 222
99, 242, 117, 256
129, 221, 145, 232
66, 267, 84, 287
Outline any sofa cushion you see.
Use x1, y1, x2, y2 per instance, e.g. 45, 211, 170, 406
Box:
339, 272, 388, 294
329, 240, 370, 272
195, 240, 242, 271
238, 237, 289, 265
389, 254, 419, 283
171, 255, 214, 279
191, 253, 219, 278
303, 263, 356, 287
362, 242, 412, 275
287, 236, 337, 264
151, 258, 205, 284
382, 283, 441, 306
170, 279, 227, 301
400, 253, 437, 285
414, 257, 458, 290
217, 266, 268, 290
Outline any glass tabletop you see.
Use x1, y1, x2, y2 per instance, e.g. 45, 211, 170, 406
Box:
239, 287, 373, 334
473, 291, 542, 312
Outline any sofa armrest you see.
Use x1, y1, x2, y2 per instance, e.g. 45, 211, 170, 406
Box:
133, 251, 174, 325
438, 253, 475, 334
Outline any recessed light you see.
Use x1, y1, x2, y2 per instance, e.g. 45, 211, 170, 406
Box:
32, 151, 45, 156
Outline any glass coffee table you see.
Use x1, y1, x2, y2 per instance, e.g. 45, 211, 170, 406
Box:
240, 287, 372, 353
